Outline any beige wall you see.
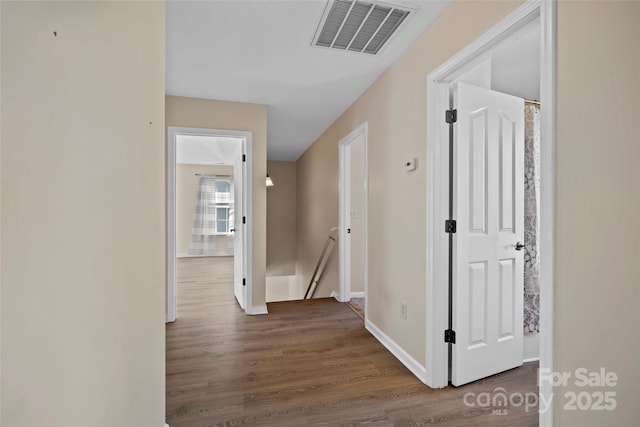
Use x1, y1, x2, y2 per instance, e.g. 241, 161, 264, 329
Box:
296, 132, 340, 298
1, 2, 166, 426
297, 0, 524, 364
555, 2, 640, 425
166, 96, 267, 312
266, 160, 297, 276
176, 164, 233, 255
297, 0, 640, 424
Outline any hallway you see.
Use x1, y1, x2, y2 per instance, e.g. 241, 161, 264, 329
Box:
166, 257, 538, 426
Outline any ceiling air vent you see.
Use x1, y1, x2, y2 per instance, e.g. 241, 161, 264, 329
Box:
313, 0, 412, 55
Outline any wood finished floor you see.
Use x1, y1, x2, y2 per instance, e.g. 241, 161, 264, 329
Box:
167, 257, 538, 426
346, 298, 365, 321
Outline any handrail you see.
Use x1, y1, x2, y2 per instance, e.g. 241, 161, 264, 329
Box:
304, 227, 339, 299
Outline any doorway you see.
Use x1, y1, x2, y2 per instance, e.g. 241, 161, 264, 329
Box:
425, 1, 555, 424
167, 126, 252, 322
339, 123, 368, 319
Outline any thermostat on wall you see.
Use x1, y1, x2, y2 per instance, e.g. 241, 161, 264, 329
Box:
404, 157, 417, 172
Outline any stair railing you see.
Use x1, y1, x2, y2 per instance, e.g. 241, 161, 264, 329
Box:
304, 227, 339, 299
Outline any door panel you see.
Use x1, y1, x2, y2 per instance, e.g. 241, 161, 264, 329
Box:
498, 258, 515, 339
469, 108, 488, 234
452, 82, 524, 386
499, 113, 516, 231
468, 262, 487, 347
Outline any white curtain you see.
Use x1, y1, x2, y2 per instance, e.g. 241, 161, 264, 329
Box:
188, 176, 234, 257
524, 103, 540, 333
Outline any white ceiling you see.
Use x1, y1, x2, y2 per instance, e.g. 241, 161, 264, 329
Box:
167, 0, 451, 161
176, 135, 242, 165
491, 24, 540, 101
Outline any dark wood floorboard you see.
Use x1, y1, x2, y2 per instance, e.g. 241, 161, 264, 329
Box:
167, 257, 538, 426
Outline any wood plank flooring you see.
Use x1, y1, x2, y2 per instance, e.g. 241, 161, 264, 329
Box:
167, 257, 538, 426
347, 298, 365, 321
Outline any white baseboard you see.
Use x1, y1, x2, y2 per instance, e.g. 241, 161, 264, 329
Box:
247, 304, 268, 315
523, 356, 540, 363
350, 291, 365, 298
365, 319, 427, 383
330, 290, 341, 300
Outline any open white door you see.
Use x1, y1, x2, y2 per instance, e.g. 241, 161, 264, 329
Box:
451, 82, 524, 386
233, 145, 245, 309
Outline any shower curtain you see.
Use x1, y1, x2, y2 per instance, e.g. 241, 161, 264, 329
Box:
188, 176, 234, 257
524, 102, 541, 333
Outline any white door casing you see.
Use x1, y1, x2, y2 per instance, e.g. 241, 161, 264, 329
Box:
166, 126, 253, 321
425, 2, 555, 423
451, 82, 524, 386
339, 123, 368, 305
233, 144, 246, 309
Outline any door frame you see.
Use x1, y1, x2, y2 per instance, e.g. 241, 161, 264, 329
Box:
425, 0, 555, 424
166, 126, 253, 322
338, 122, 368, 309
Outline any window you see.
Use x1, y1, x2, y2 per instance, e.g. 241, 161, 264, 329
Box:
215, 180, 230, 193
203, 178, 234, 234
214, 180, 231, 203
215, 206, 233, 234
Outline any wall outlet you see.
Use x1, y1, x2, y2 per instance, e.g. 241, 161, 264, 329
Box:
401, 302, 407, 320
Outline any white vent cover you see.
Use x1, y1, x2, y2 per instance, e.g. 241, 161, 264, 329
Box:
313, 0, 412, 55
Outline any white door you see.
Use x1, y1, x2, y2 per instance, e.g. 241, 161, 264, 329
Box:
233, 145, 245, 309
451, 82, 524, 386
339, 124, 368, 303
348, 133, 366, 298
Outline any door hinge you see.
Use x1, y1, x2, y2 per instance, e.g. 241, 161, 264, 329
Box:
242, 154, 246, 162
242, 216, 246, 224
444, 329, 456, 344
445, 109, 457, 124
242, 278, 246, 287
445, 219, 456, 234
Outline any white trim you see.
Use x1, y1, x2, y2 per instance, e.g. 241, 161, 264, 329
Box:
427, 1, 541, 85
366, 319, 427, 383
166, 126, 254, 321
167, 128, 177, 323
524, 356, 541, 364
330, 290, 341, 300
338, 123, 369, 307
425, 75, 450, 388
425, 4, 555, 423
247, 304, 268, 315
338, 133, 350, 303
538, 2, 556, 425
363, 130, 369, 321
350, 291, 365, 298
241, 134, 255, 314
